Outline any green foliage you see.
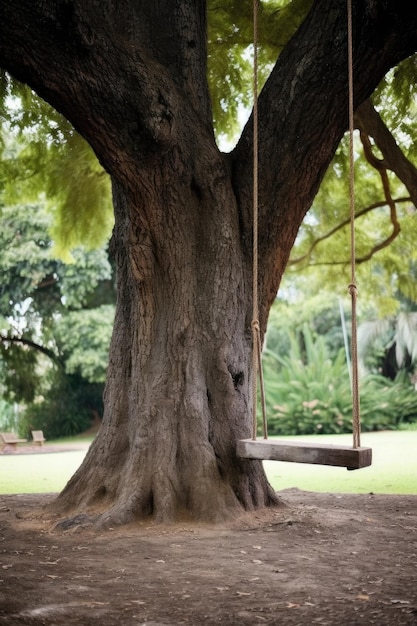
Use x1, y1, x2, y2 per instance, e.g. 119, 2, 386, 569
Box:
360, 374, 417, 429
0, 203, 60, 315
55, 305, 114, 383
266, 294, 346, 362
46, 135, 113, 260
262, 325, 354, 435
358, 310, 417, 378
261, 325, 417, 436
357, 317, 393, 374
21, 371, 102, 439
0, 200, 114, 431
374, 57, 417, 164
208, 0, 312, 144
0, 397, 17, 433
0, 74, 113, 258
0, 201, 113, 313
0, 342, 42, 404
58, 248, 114, 309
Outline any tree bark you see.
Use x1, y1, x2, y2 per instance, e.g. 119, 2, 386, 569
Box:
1, 0, 417, 524
55, 140, 277, 525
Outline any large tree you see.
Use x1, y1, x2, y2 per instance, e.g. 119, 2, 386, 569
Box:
1, 0, 417, 526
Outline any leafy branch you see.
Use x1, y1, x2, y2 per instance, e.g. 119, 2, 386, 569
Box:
0, 333, 63, 367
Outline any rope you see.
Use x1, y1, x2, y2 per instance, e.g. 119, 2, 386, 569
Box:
251, 0, 268, 440
347, 0, 361, 448
250, 0, 360, 448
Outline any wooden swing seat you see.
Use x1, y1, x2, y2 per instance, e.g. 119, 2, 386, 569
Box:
237, 438, 372, 470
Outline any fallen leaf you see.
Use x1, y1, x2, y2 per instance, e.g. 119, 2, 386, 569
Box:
356, 594, 369, 601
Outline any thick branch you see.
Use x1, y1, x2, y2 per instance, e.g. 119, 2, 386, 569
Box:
0, 1, 212, 181
354, 98, 417, 207
290, 97, 415, 269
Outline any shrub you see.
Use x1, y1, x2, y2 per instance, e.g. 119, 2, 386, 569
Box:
20, 372, 102, 439
21, 401, 92, 440
0, 398, 19, 434
260, 326, 417, 436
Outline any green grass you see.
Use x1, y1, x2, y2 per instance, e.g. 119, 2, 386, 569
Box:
0, 450, 87, 494
0, 431, 416, 495
265, 431, 417, 494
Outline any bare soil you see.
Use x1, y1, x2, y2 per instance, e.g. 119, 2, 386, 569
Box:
0, 454, 416, 625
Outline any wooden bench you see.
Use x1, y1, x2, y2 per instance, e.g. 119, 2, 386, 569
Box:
31, 430, 46, 446
0, 432, 28, 450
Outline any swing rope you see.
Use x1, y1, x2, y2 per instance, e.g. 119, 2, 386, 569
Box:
250, 0, 362, 450
347, 0, 361, 449
251, 0, 268, 441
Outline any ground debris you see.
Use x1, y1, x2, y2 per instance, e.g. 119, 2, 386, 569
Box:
0, 490, 416, 625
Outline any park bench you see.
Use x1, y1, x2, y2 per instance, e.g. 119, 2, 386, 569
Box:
31, 430, 46, 446
0, 432, 28, 450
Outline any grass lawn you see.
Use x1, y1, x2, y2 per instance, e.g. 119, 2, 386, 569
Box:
265, 430, 417, 494
0, 450, 87, 494
0, 430, 415, 495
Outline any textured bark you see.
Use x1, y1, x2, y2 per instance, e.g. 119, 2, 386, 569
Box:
1, 0, 417, 524
56, 144, 276, 525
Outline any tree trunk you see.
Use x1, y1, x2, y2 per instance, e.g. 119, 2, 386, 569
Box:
53, 140, 277, 525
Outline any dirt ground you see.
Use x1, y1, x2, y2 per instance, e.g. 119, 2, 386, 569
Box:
0, 450, 416, 626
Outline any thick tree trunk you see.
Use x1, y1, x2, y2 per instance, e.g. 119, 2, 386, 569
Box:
53, 141, 277, 525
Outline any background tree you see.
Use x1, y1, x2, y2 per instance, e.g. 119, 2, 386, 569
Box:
1, 0, 417, 526
0, 202, 115, 436
285, 72, 417, 315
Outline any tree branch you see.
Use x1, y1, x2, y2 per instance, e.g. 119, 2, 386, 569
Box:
0, 1, 212, 179
289, 197, 409, 267
0, 333, 63, 367
290, 97, 415, 269
354, 98, 417, 207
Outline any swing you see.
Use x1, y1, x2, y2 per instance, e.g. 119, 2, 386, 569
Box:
237, 0, 372, 471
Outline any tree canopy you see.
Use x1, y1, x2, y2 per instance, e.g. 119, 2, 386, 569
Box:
1, 0, 417, 296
